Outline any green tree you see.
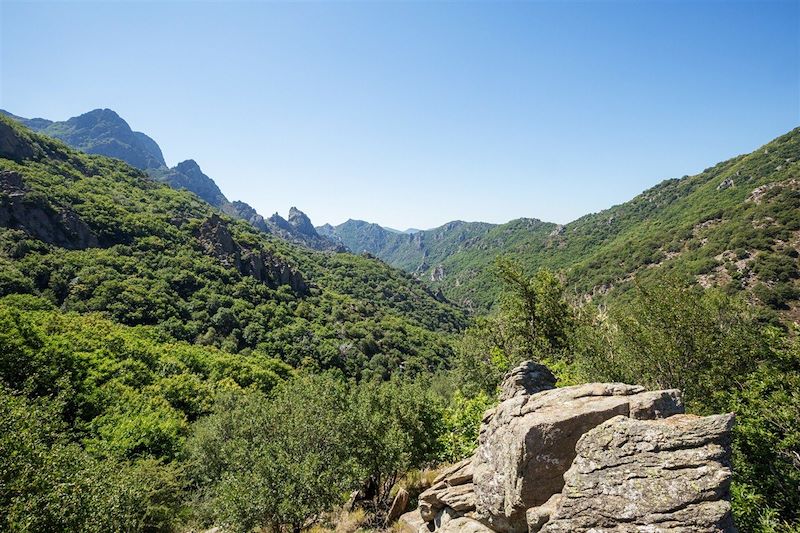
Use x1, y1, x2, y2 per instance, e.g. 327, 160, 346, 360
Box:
456, 261, 575, 396
592, 278, 764, 407
348, 378, 445, 509
188, 374, 362, 533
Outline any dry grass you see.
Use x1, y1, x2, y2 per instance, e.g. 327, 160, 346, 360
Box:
396, 468, 438, 496
305, 507, 367, 533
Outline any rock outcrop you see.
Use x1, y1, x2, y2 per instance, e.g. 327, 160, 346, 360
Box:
412, 361, 734, 533
497, 361, 557, 401
0, 120, 38, 162
155, 159, 229, 207
198, 214, 308, 294
288, 206, 318, 237
0, 170, 98, 249
473, 383, 684, 533
541, 414, 736, 532
419, 458, 476, 521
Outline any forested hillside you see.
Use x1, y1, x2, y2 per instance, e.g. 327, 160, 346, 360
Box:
0, 114, 472, 530
0, 115, 464, 378
327, 130, 800, 314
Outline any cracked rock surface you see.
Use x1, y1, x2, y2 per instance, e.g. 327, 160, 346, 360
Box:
541, 413, 736, 533
473, 383, 683, 533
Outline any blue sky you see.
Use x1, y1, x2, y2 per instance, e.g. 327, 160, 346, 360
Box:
1, 1, 798, 230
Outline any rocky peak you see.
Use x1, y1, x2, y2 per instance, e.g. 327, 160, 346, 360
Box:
268, 212, 292, 231
58, 109, 167, 170
174, 159, 202, 175
153, 160, 228, 207
70, 108, 125, 128
288, 207, 318, 237
316, 223, 335, 236
221, 200, 270, 233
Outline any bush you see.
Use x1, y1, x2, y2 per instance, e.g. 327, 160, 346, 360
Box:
438, 390, 494, 463
188, 375, 363, 532
0, 387, 183, 532
188, 373, 447, 531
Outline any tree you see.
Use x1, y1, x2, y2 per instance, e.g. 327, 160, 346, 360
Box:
348, 378, 445, 513
495, 258, 574, 358
599, 278, 764, 407
188, 374, 362, 533
456, 260, 575, 396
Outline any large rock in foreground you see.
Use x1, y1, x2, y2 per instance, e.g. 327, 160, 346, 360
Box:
411, 361, 735, 533
472, 383, 683, 533
541, 413, 736, 532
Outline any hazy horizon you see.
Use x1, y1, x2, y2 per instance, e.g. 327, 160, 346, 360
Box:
2, 1, 798, 229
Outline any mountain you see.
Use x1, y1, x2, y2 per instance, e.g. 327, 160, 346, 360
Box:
1, 109, 343, 252
0, 114, 464, 377
319, 219, 498, 273
324, 130, 800, 314
150, 159, 228, 207
1, 108, 166, 170
150, 158, 342, 251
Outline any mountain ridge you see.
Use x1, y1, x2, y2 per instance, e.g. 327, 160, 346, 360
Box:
0, 109, 343, 252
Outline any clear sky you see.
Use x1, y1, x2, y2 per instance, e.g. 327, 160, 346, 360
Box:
1, 1, 798, 230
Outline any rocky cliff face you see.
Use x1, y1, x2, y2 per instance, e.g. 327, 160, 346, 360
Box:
154, 159, 229, 207
0, 169, 98, 249
402, 362, 735, 533
197, 214, 308, 294
267, 208, 347, 252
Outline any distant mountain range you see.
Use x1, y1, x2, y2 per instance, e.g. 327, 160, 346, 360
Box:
320, 133, 800, 314
0, 108, 342, 252
2, 108, 797, 315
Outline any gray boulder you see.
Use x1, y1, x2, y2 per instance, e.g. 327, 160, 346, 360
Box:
498, 361, 557, 401
472, 383, 683, 533
438, 517, 494, 533
397, 509, 428, 533
541, 413, 736, 532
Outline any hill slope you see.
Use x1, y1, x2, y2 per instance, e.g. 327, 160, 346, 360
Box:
0, 115, 464, 378
326, 130, 800, 314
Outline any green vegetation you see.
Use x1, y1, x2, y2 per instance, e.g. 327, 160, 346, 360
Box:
0, 115, 464, 379
0, 115, 466, 531
189, 374, 446, 532
1, 115, 798, 532
332, 130, 800, 315
453, 260, 799, 532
